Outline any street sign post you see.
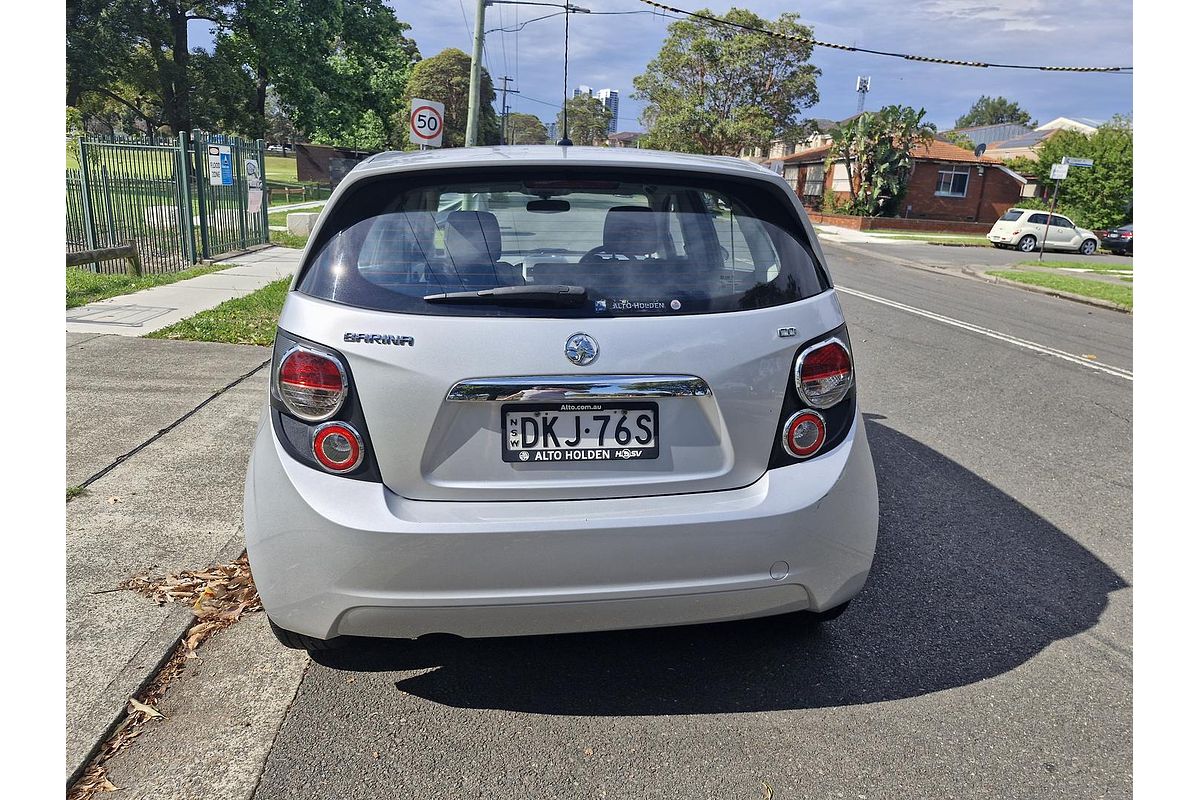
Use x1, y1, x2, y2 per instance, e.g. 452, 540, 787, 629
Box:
1064, 157, 1094, 168
1050, 163, 1070, 180
409, 99, 445, 149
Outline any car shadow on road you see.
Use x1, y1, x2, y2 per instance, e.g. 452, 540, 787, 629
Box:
312, 416, 1128, 713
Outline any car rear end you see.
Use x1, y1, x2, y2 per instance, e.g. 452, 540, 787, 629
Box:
1102, 224, 1133, 255
988, 208, 1027, 247
244, 149, 878, 644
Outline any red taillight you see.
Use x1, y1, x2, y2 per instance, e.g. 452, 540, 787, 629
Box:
311, 422, 363, 473
1121, 231, 1132, 239
782, 410, 826, 459
795, 339, 853, 409
277, 347, 347, 421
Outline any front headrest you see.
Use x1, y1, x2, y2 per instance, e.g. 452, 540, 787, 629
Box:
445, 211, 503, 264
602, 206, 658, 256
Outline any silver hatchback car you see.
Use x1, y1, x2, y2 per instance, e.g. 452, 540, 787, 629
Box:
245, 146, 879, 651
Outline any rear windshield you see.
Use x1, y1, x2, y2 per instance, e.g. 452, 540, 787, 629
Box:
1000, 210, 1023, 221
295, 167, 827, 317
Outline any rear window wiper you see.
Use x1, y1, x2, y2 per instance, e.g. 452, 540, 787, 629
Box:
424, 284, 589, 307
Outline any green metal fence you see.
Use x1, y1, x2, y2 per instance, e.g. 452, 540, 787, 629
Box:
65, 131, 269, 274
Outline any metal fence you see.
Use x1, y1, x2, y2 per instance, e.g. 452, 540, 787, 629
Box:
66, 131, 269, 274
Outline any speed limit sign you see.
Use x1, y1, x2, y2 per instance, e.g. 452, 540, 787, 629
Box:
409, 98, 445, 148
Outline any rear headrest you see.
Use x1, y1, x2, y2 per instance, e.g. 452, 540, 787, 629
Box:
602, 206, 658, 256
445, 211, 503, 264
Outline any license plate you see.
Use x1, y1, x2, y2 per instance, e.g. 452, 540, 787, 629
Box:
501, 401, 659, 463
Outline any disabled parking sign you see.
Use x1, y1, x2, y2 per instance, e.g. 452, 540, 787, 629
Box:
208, 145, 233, 186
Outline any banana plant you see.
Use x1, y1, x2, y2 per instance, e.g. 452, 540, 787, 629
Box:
825, 106, 935, 216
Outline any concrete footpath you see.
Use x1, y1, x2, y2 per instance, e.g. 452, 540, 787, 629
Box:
65, 335, 275, 781
66, 246, 302, 337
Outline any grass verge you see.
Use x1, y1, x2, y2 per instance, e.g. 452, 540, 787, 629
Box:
147, 277, 290, 345
270, 229, 308, 249
67, 263, 232, 309
1017, 259, 1132, 272
986, 270, 1132, 310
872, 231, 990, 246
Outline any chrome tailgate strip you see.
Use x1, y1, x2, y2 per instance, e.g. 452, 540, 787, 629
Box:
447, 375, 712, 402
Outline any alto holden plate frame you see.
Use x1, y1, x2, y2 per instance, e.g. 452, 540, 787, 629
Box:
501, 401, 660, 463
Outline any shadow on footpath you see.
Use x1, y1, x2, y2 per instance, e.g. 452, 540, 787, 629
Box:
311, 416, 1128, 713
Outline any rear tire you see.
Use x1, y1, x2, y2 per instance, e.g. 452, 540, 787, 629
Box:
788, 600, 853, 628
1017, 235, 1038, 253
269, 617, 346, 652
1079, 239, 1097, 255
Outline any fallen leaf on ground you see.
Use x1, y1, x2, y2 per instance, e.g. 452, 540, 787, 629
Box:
127, 697, 164, 719
106, 496, 121, 504
1083, 354, 1098, 360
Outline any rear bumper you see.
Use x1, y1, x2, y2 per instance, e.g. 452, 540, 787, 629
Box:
244, 412, 879, 640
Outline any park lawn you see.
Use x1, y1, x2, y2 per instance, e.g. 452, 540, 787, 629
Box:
67, 263, 232, 308
264, 155, 298, 182
1017, 259, 1132, 273
148, 277, 291, 345
987, 270, 1132, 310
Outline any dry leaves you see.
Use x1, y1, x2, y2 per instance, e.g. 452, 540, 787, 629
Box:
68, 556, 264, 799
127, 697, 163, 720
123, 555, 262, 658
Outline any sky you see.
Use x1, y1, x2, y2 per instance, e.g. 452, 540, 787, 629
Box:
194, 0, 1133, 133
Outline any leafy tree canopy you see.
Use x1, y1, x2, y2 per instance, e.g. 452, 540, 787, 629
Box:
955, 95, 1036, 129
505, 112, 548, 145
557, 96, 612, 146
391, 48, 500, 149
1025, 115, 1132, 229
825, 105, 936, 217
632, 7, 819, 156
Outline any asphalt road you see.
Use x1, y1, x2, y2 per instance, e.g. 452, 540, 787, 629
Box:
252, 242, 1131, 799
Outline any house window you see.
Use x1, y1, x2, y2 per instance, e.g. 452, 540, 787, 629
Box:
935, 165, 971, 197
803, 164, 825, 197
831, 163, 851, 192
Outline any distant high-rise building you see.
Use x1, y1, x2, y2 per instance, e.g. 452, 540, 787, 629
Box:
573, 85, 620, 134
546, 120, 557, 142
595, 89, 620, 134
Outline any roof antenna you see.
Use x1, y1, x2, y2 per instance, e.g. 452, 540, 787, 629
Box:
557, 5, 573, 145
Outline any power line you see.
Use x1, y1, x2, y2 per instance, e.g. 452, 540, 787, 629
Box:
637, 0, 1132, 74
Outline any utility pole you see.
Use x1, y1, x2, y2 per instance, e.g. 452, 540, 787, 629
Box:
498, 76, 519, 144
465, 0, 487, 147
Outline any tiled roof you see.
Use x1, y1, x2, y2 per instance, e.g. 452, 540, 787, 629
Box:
780, 139, 1001, 164
780, 144, 833, 163
914, 139, 1002, 163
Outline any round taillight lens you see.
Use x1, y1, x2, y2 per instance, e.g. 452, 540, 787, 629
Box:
312, 422, 363, 473
795, 339, 853, 409
782, 410, 826, 459
277, 347, 346, 421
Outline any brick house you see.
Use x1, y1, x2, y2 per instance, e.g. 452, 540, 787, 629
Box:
780, 139, 1028, 224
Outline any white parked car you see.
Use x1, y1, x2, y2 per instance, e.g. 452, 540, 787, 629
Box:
988, 207, 1099, 254
244, 146, 879, 651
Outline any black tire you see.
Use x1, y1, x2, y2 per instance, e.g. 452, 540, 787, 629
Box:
991, 242, 1006, 249
787, 600, 853, 628
269, 617, 346, 652
1017, 234, 1038, 253
1079, 239, 1097, 255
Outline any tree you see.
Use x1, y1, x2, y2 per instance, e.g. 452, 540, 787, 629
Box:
66, 0, 419, 143
505, 112, 548, 145
825, 105, 936, 216
632, 7, 819, 156
391, 48, 500, 149
1024, 115, 1132, 229
955, 95, 1036, 129
556, 96, 612, 145
941, 130, 976, 151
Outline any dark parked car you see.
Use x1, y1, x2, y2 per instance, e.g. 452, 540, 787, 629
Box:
1101, 224, 1133, 256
